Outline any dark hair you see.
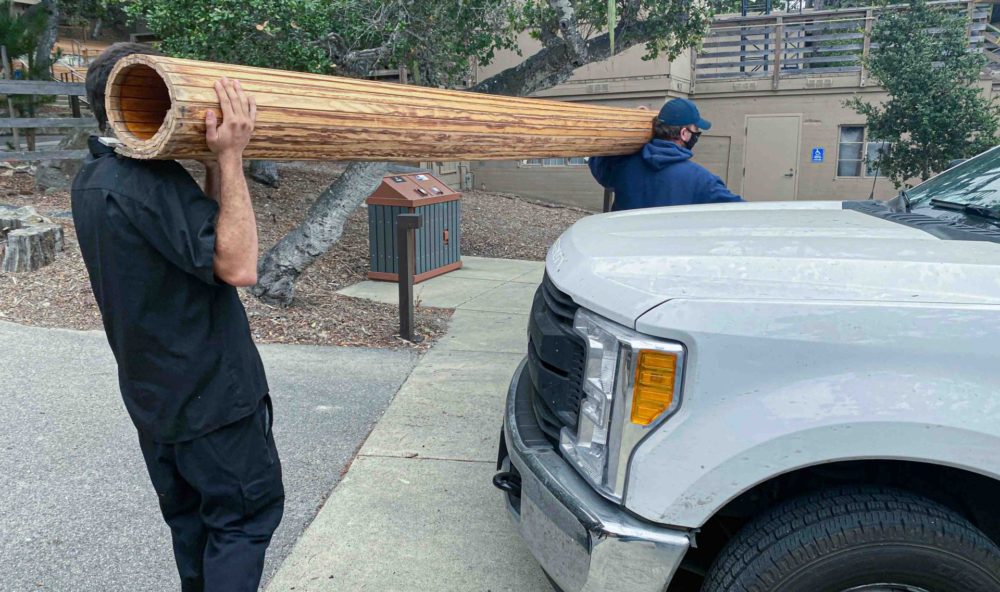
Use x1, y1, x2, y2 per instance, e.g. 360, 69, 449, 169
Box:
652, 117, 685, 141
86, 42, 163, 132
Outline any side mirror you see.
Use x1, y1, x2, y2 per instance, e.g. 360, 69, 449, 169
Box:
947, 158, 967, 169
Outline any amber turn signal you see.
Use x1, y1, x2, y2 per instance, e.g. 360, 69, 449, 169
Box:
631, 350, 678, 425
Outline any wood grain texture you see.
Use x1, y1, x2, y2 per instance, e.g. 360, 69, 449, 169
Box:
106, 55, 654, 161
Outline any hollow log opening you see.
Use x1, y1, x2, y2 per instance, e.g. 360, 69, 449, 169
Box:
108, 63, 170, 141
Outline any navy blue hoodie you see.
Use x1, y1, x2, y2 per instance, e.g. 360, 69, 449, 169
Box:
589, 139, 742, 211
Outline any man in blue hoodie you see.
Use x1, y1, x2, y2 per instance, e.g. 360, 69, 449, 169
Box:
589, 98, 743, 210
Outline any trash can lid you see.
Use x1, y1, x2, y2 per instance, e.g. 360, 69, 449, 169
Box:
367, 172, 461, 207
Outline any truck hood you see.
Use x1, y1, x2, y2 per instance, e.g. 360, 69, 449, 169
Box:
546, 201, 1000, 328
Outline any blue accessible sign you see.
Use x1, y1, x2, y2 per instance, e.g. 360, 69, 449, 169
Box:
811, 147, 825, 163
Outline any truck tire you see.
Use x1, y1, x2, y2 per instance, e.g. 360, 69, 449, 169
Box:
701, 486, 1000, 592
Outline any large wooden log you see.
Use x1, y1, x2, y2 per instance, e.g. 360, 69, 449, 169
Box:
105, 55, 654, 162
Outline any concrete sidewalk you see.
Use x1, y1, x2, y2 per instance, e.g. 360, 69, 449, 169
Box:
267, 257, 551, 591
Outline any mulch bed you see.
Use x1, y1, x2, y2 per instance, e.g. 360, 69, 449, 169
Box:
0, 162, 588, 348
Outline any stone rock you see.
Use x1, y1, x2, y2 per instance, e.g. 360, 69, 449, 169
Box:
35, 162, 79, 193
34, 126, 96, 192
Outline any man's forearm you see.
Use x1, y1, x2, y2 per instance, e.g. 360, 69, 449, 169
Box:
205, 76, 258, 286
213, 155, 258, 285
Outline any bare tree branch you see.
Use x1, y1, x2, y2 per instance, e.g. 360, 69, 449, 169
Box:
547, 0, 588, 65
472, 21, 643, 97
538, 13, 562, 48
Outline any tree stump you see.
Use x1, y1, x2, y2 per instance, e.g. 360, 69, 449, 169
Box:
2, 224, 64, 272
0, 217, 23, 238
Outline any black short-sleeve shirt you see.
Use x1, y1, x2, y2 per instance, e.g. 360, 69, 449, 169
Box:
71, 137, 268, 443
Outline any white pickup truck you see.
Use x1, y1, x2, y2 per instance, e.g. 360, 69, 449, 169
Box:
495, 147, 1000, 592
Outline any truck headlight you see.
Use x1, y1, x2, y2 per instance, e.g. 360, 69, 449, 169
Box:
560, 308, 685, 501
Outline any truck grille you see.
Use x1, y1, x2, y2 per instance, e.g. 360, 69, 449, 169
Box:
526, 275, 586, 445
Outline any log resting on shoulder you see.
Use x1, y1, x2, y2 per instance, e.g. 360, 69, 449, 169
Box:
104, 55, 652, 162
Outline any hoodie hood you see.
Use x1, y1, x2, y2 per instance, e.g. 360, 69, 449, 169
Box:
641, 139, 693, 171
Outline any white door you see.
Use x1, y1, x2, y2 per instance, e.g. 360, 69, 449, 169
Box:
741, 115, 801, 201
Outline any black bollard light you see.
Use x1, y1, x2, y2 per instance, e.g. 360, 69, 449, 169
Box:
396, 213, 423, 342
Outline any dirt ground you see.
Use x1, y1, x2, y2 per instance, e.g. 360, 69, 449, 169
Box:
0, 161, 587, 348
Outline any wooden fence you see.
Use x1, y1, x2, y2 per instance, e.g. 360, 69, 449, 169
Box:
695, 0, 990, 85
0, 80, 93, 161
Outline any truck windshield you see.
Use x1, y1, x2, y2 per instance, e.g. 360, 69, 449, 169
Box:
906, 146, 1000, 210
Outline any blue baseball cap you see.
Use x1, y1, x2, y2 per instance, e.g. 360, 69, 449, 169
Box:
657, 98, 712, 130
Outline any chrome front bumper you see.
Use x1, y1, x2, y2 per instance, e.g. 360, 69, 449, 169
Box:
499, 358, 690, 592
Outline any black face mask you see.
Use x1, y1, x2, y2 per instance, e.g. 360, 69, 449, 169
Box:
684, 131, 702, 151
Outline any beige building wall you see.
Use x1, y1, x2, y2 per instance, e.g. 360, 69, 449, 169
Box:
468, 27, 996, 209
472, 89, 908, 208
476, 33, 692, 102
696, 85, 900, 202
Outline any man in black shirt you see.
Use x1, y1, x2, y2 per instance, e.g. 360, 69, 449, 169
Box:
72, 43, 282, 592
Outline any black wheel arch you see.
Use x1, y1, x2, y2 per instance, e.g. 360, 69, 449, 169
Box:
667, 459, 1000, 592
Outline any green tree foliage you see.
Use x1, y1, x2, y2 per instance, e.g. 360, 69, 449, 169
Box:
0, 1, 58, 114
319, 0, 523, 87
61, 0, 130, 39
121, 0, 728, 89
847, 0, 999, 186
0, 1, 47, 63
121, 0, 525, 87
123, 0, 331, 72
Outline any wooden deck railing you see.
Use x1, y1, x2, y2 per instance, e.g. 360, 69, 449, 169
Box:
695, 0, 990, 85
983, 22, 1000, 64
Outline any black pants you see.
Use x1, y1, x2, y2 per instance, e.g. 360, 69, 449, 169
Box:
138, 396, 284, 592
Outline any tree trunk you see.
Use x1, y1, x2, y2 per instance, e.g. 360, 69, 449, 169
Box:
248, 160, 280, 188
2, 224, 63, 272
27, 0, 58, 73
251, 161, 388, 305
470, 29, 638, 97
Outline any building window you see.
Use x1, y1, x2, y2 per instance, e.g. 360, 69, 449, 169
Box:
837, 126, 865, 177
522, 157, 589, 167
865, 140, 890, 177
838, 126, 891, 177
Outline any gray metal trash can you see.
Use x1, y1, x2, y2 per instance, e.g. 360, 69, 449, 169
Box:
366, 172, 462, 283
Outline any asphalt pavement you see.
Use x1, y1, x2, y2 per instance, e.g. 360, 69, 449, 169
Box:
0, 320, 419, 592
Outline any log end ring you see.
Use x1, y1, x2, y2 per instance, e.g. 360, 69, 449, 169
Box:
106, 54, 177, 159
